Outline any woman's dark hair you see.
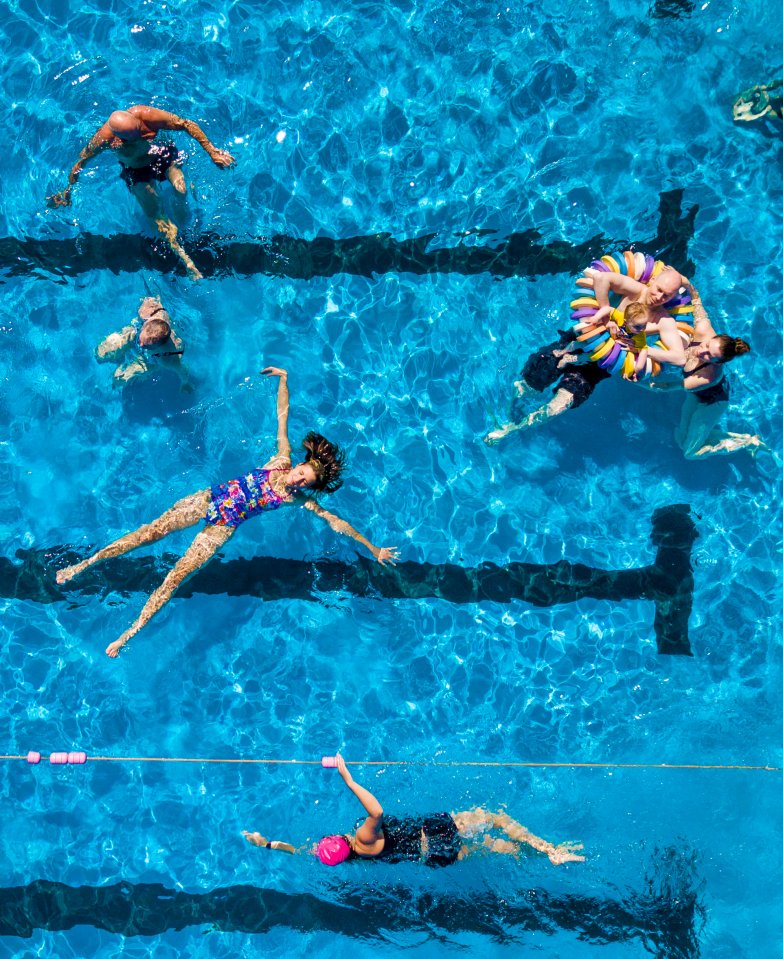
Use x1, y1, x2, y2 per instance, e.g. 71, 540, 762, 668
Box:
715, 335, 751, 362
302, 432, 346, 494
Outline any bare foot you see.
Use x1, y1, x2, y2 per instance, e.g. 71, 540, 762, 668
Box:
485, 423, 522, 445
513, 379, 528, 398
556, 352, 578, 369
106, 633, 131, 658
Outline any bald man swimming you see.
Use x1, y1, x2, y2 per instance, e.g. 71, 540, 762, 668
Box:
48, 104, 235, 280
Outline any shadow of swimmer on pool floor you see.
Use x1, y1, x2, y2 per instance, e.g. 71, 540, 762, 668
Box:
10, 504, 698, 655
0, 846, 703, 956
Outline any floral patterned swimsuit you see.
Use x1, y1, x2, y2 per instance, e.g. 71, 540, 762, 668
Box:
205, 468, 287, 529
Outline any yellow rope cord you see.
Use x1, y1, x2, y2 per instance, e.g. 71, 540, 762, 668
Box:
5, 755, 779, 771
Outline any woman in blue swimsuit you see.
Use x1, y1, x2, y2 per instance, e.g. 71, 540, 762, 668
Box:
57, 368, 399, 657
243, 754, 585, 867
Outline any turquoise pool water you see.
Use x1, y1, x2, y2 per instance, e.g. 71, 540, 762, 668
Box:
1, 0, 781, 955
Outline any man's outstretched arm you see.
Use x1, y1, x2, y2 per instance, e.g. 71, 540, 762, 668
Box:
47, 123, 113, 207
129, 104, 236, 167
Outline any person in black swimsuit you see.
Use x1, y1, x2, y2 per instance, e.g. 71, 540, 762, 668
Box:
485, 331, 610, 444
643, 280, 761, 458
732, 80, 783, 124
243, 754, 585, 867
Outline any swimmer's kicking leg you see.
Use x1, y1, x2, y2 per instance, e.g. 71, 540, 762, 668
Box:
165, 162, 192, 227
452, 808, 585, 864
105, 522, 234, 657
485, 387, 574, 444
129, 179, 202, 281
56, 491, 210, 585
676, 393, 764, 459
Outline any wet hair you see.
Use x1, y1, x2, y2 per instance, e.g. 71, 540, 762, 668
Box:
714, 335, 751, 362
302, 431, 346, 494
140, 318, 171, 346
624, 301, 650, 332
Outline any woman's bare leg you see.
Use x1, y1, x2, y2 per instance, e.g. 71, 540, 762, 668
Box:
676, 396, 762, 459
485, 388, 575, 444
56, 491, 210, 585
106, 522, 234, 657
687, 429, 764, 458
452, 808, 584, 864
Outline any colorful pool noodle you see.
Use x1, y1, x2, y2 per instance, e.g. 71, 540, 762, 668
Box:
571, 250, 692, 380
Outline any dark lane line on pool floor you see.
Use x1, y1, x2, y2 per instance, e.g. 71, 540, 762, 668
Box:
0, 190, 696, 281
8, 505, 697, 655
0, 866, 702, 953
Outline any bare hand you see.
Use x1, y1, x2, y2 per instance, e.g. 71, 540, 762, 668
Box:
261, 366, 288, 379
548, 842, 585, 865
375, 546, 400, 566
242, 831, 269, 847
606, 320, 621, 337
211, 149, 236, 168
47, 189, 72, 208
335, 753, 353, 783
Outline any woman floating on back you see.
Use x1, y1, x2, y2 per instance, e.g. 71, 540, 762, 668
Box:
56, 368, 399, 657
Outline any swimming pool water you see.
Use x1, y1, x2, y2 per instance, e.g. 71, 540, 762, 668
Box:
0, 0, 782, 955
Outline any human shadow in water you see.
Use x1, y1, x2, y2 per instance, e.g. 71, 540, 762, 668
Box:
7, 189, 696, 281
10, 505, 697, 654
0, 865, 701, 957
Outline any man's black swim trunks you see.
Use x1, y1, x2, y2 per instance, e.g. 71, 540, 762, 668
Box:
519, 331, 610, 409
119, 141, 185, 190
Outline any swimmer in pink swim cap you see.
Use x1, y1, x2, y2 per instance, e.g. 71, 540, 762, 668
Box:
243, 754, 585, 867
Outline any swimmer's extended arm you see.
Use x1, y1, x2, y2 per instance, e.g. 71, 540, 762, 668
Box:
302, 498, 399, 565
242, 831, 298, 854
261, 367, 291, 458
47, 125, 114, 207
95, 325, 136, 362
335, 755, 384, 842
129, 105, 236, 167
585, 270, 644, 309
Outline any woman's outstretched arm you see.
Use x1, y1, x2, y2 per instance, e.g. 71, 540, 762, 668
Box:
242, 832, 298, 854
335, 754, 383, 818
335, 754, 383, 844
302, 499, 399, 564
262, 367, 291, 459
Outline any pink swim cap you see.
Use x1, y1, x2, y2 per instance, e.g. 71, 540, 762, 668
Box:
317, 835, 351, 866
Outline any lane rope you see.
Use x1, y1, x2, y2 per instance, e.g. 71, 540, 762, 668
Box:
6, 753, 780, 772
